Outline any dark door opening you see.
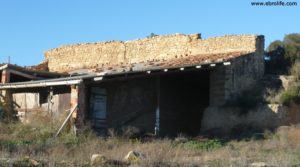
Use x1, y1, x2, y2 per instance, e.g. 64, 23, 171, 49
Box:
89, 87, 107, 132
159, 70, 210, 137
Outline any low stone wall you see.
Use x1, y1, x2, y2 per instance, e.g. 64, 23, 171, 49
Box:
45, 34, 261, 73
200, 104, 296, 134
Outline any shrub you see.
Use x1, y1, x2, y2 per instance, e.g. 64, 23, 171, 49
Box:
280, 86, 300, 106
290, 61, 300, 81
279, 62, 300, 106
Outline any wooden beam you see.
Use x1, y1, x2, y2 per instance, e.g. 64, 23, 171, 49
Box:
8, 69, 36, 79
55, 105, 78, 137
0, 64, 8, 71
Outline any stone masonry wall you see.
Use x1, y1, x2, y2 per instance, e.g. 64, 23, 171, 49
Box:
209, 36, 265, 106
45, 34, 259, 73
200, 104, 288, 135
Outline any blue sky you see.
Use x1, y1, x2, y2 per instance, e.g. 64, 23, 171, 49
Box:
0, 0, 299, 66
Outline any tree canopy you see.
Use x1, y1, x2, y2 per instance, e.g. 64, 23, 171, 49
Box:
267, 33, 300, 65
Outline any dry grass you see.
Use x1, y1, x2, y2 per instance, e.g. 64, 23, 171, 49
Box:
2, 112, 300, 166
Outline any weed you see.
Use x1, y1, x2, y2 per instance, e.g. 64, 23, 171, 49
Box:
182, 139, 225, 151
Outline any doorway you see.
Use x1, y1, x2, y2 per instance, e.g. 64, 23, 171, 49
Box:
159, 70, 210, 136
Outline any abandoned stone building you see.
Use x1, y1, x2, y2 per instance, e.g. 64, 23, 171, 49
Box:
0, 33, 265, 136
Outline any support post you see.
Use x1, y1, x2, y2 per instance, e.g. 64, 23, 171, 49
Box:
48, 87, 54, 116
1, 69, 14, 120
70, 82, 87, 129
1, 69, 10, 84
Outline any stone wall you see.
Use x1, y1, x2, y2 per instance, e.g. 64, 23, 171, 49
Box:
209, 36, 265, 106
13, 93, 39, 109
200, 104, 293, 135
45, 34, 260, 73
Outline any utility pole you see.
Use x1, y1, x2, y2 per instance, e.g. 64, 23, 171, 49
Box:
8, 56, 10, 64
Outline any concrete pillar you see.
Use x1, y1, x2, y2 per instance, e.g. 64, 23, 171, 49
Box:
70, 83, 87, 127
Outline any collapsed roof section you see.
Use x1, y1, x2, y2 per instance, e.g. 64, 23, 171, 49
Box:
0, 64, 67, 83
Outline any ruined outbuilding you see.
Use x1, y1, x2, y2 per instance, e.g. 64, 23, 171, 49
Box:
0, 33, 265, 136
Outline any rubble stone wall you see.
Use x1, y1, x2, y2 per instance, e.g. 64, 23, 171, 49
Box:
200, 104, 291, 134
45, 34, 261, 73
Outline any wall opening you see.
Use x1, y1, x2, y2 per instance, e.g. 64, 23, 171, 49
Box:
89, 87, 107, 132
159, 70, 210, 137
88, 77, 156, 135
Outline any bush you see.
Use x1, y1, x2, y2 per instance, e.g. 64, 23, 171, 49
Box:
278, 62, 300, 106
280, 86, 300, 106
290, 61, 300, 81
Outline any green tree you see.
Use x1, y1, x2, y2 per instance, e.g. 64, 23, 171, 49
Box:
267, 40, 284, 52
283, 33, 300, 63
267, 33, 300, 69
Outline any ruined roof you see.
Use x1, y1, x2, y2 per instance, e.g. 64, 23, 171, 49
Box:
92, 51, 251, 74
0, 64, 67, 79
0, 59, 230, 90
44, 33, 264, 73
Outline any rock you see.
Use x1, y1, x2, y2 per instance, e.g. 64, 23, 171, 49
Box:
90, 154, 107, 166
128, 164, 141, 167
22, 156, 40, 166
123, 151, 145, 163
251, 162, 267, 167
29, 158, 40, 166
279, 75, 292, 90
174, 136, 189, 143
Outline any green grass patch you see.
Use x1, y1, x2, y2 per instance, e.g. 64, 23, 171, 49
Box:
182, 139, 225, 151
